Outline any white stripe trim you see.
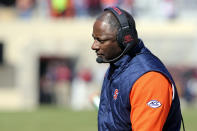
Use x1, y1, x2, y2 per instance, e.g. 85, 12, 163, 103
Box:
172, 84, 175, 101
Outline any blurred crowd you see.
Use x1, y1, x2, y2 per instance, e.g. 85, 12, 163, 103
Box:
168, 66, 197, 105
0, 0, 180, 19
0, 0, 135, 18
39, 57, 96, 109
43, 0, 135, 18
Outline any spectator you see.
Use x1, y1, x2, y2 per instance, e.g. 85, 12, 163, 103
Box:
73, 0, 88, 17
49, 0, 75, 18
16, 0, 35, 18
119, 0, 135, 15
87, 0, 102, 16
100, 0, 118, 10
71, 68, 93, 110
54, 62, 72, 106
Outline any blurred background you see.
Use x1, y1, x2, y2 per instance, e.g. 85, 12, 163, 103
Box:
0, 0, 196, 130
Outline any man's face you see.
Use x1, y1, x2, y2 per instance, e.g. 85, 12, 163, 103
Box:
91, 20, 122, 63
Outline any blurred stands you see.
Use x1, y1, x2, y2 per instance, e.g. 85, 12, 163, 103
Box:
0, 0, 197, 110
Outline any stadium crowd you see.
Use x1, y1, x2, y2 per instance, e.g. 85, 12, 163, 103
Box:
0, 0, 178, 19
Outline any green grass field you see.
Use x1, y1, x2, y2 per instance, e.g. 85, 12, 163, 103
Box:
181, 107, 197, 131
0, 106, 97, 131
0, 105, 196, 131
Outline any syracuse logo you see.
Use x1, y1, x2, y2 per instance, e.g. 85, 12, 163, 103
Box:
113, 89, 119, 100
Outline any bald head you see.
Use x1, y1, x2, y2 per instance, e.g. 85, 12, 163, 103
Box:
96, 9, 138, 41
96, 11, 120, 33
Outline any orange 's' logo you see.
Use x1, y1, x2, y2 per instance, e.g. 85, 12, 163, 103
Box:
113, 89, 119, 100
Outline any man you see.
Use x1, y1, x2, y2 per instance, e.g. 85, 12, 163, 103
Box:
91, 7, 184, 131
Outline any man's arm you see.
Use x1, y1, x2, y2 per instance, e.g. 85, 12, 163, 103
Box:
130, 71, 173, 131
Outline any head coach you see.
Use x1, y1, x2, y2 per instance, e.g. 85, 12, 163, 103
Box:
91, 6, 185, 131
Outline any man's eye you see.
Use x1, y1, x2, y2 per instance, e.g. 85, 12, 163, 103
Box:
93, 37, 107, 43
99, 40, 105, 43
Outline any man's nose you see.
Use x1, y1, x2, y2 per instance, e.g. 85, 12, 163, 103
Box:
91, 40, 100, 50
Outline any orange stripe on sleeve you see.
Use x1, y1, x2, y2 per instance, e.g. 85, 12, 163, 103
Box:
130, 72, 172, 131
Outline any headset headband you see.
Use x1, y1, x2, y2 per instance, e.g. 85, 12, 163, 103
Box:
104, 7, 130, 31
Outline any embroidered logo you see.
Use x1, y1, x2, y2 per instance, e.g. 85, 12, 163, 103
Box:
147, 100, 161, 108
113, 89, 119, 100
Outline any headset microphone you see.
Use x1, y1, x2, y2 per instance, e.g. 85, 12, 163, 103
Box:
96, 57, 103, 63
96, 43, 133, 63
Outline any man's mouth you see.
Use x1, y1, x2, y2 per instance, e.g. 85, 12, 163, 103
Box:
97, 54, 103, 57
96, 53, 103, 57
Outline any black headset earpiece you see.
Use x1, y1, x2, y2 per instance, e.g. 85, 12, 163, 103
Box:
104, 7, 136, 50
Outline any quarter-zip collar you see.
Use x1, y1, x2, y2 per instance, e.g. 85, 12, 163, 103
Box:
108, 39, 144, 80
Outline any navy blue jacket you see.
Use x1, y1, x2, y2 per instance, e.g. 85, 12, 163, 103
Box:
98, 40, 182, 131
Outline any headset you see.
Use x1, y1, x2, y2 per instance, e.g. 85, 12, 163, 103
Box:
96, 6, 137, 63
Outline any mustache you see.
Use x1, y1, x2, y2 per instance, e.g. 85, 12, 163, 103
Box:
96, 51, 103, 56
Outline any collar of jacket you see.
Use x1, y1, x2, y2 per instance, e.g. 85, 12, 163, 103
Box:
108, 39, 144, 80
111, 39, 144, 67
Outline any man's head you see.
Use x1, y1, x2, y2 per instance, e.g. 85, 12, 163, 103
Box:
91, 7, 138, 63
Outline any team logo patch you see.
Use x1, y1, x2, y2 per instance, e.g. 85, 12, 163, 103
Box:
147, 100, 161, 108
113, 89, 119, 100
